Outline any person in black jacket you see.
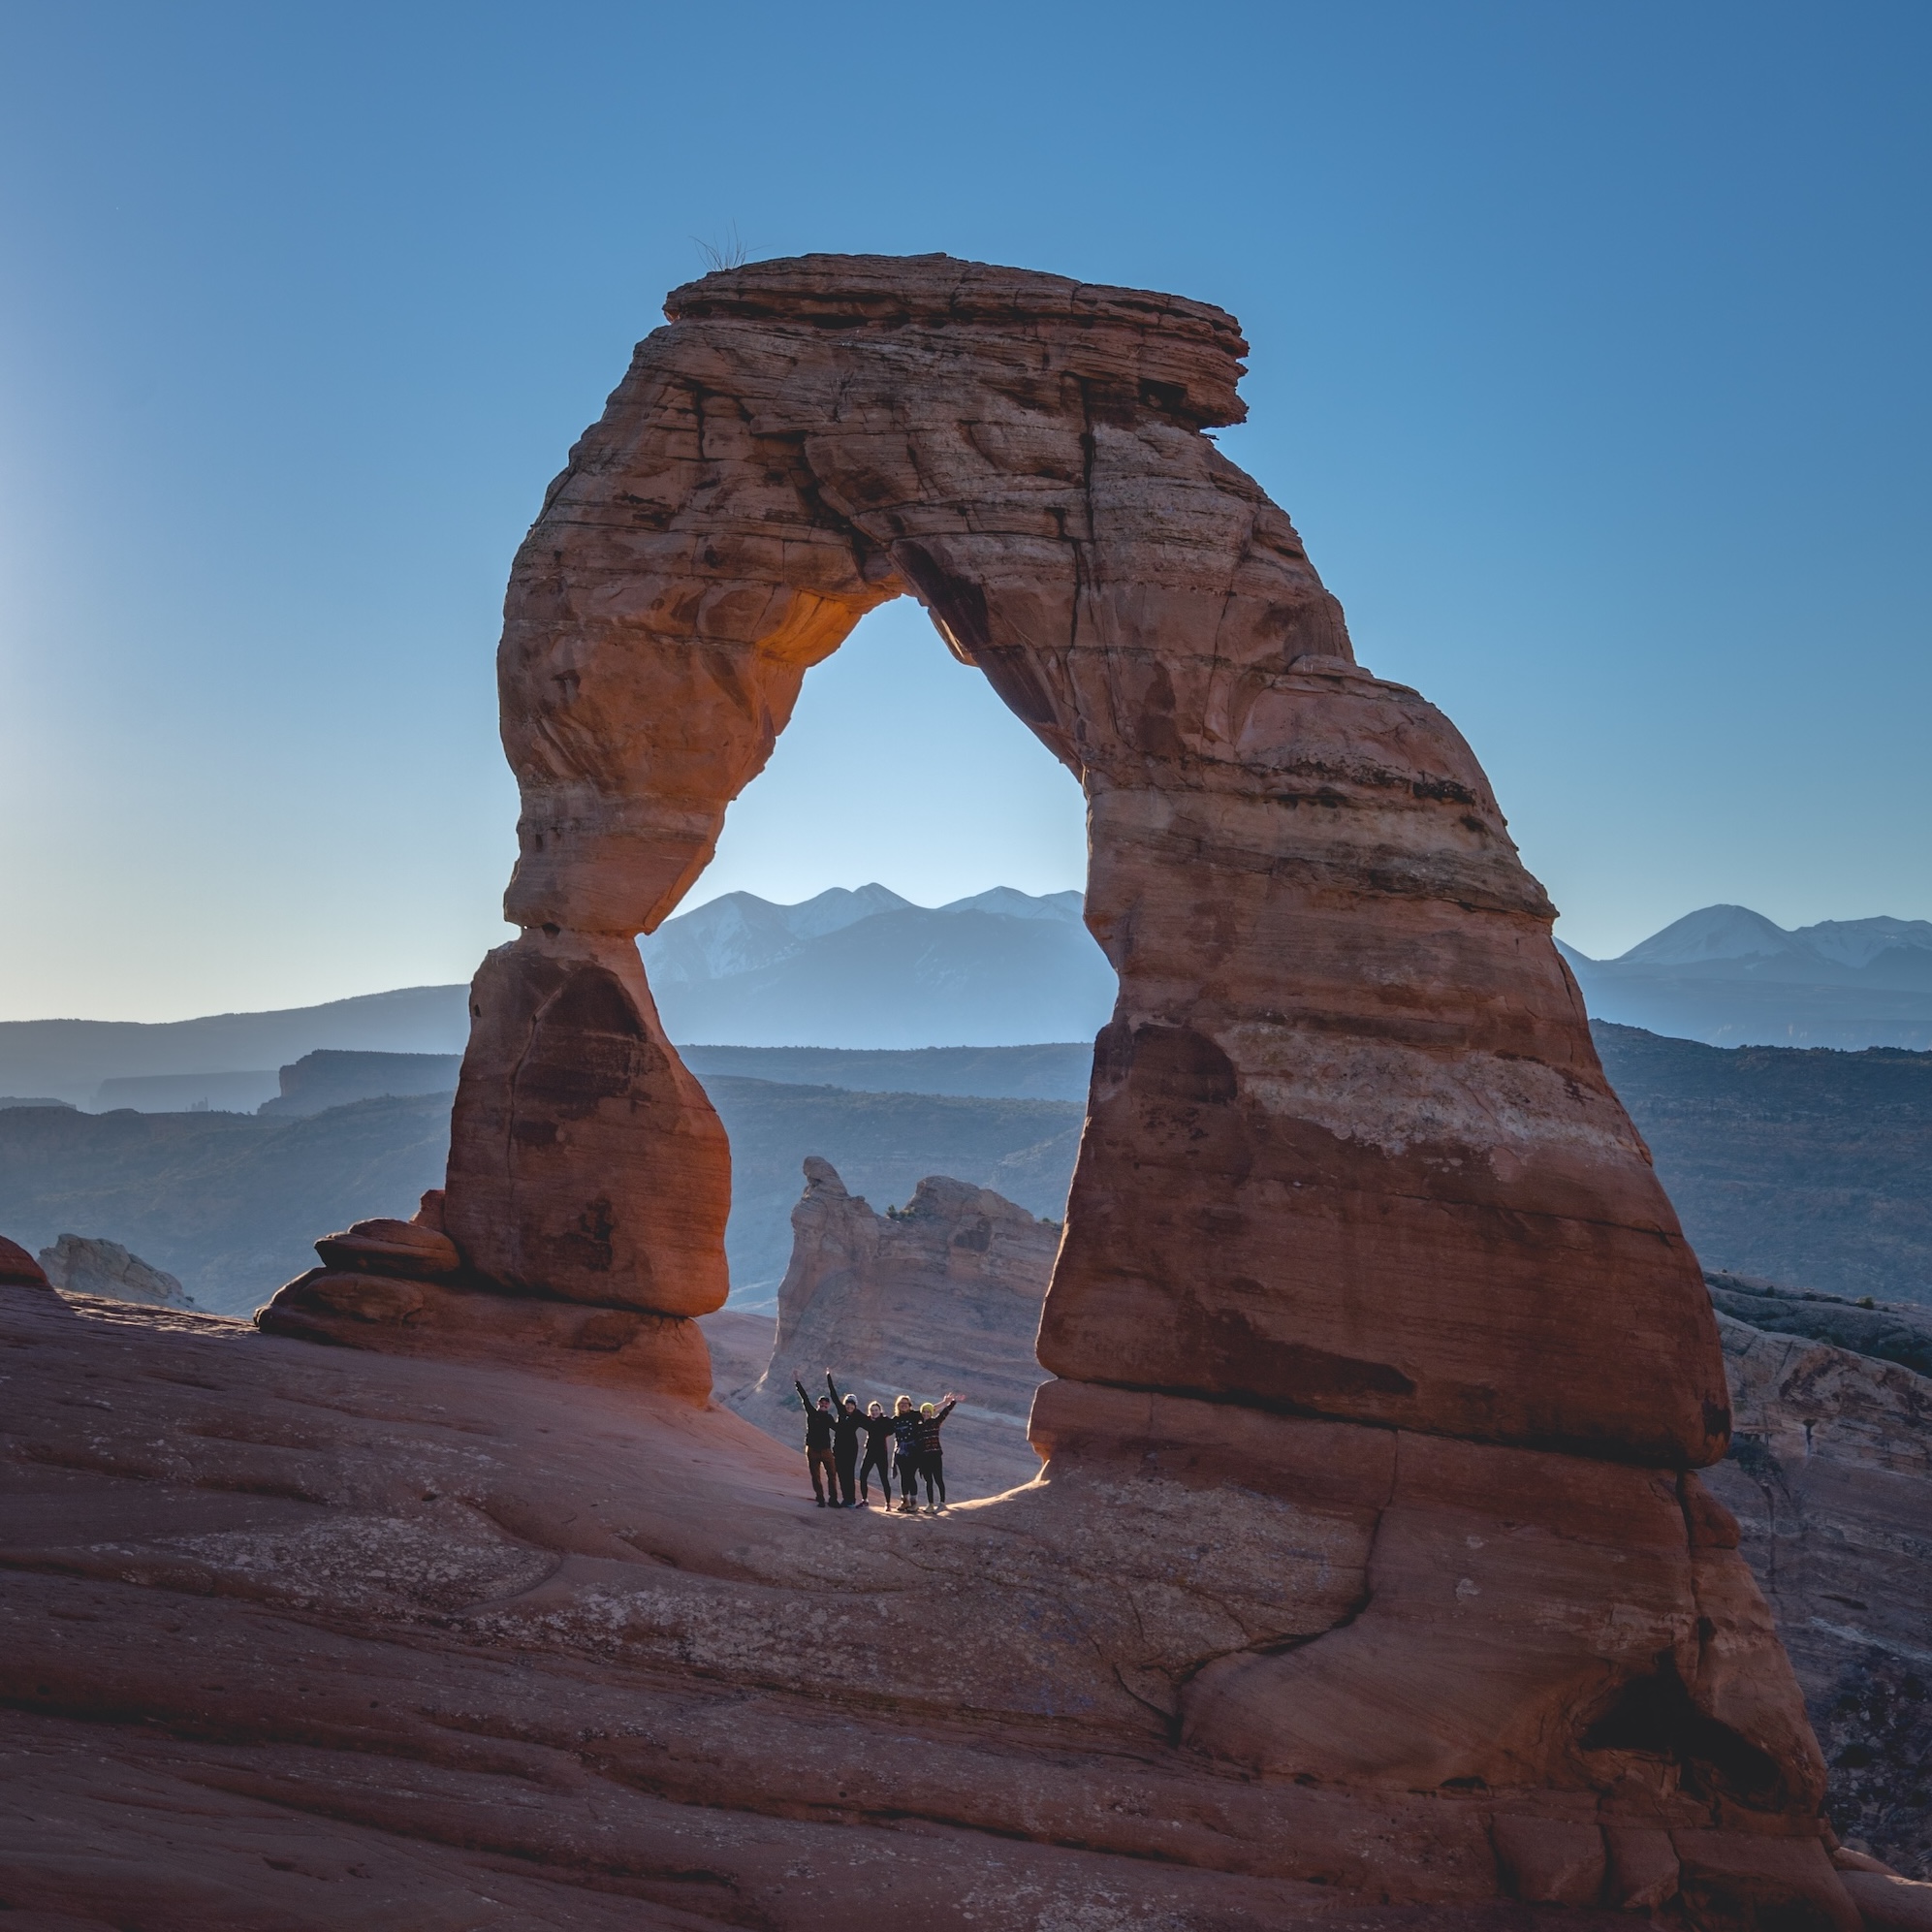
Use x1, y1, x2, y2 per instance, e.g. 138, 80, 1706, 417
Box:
793, 1378, 839, 1506
823, 1371, 863, 1506
855, 1400, 895, 1505
827, 1373, 893, 1506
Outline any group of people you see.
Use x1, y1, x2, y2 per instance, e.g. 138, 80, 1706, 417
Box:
793, 1371, 959, 1513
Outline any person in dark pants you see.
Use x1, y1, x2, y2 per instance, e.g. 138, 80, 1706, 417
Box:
823, 1371, 862, 1506
828, 1374, 893, 1506
915, 1394, 959, 1511
889, 1395, 924, 1513
855, 1401, 895, 1505
793, 1378, 839, 1506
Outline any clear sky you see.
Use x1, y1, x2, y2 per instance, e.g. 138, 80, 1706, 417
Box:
1, 1, 1925, 1021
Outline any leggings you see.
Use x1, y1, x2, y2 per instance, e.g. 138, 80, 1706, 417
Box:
859, 1444, 891, 1498
921, 1454, 945, 1505
834, 1449, 857, 1506
896, 1452, 922, 1502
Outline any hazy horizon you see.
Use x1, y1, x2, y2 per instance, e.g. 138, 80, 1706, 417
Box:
3, 2, 1926, 1023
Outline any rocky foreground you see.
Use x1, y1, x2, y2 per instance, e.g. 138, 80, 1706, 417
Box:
5, 1269, 1927, 1928
0, 1284, 1654, 1929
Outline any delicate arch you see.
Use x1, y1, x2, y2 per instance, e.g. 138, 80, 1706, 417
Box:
432, 252, 1724, 1470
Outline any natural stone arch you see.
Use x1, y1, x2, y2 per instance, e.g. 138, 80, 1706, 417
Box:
440, 252, 1724, 1467
260, 257, 1839, 1879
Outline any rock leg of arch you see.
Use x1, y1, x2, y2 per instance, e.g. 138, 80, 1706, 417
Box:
258, 254, 1853, 1923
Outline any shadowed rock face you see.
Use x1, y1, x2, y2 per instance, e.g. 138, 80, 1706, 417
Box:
245, 254, 1849, 1917
1704, 1312, 1932, 1879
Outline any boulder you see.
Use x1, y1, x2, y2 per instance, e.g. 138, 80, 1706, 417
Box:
313, 1217, 461, 1282
37, 1234, 193, 1309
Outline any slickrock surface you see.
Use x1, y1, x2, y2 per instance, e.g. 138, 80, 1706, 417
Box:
4, 1285, 1688, 1931
732, 1157, 1055, 1496
1704, 1312, 1932, 1879
38, 1232, 194, 1309
237, 253, 1850, 1919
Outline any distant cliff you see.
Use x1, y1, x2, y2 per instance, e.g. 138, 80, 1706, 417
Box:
727, 1158, 1060, 1499
1699, 1284, 1932, 1877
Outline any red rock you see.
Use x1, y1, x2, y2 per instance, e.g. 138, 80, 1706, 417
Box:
0, 1234, 51, 1288
1841, 1870, 1932, 1929
1670, 1830, 1859, 1931
258, 1268, 710, 1400
444, 934, 729, 1316
228, 252, 1839, 1921
0, 1290, 1844, 1925
1605, 1825, 1681, 1909
1492, 1817, 1605, 1904
429, 248, 1725, 1461
313, 1217, 461, 1281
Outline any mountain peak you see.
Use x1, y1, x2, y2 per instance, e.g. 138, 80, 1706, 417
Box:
1791, 915, 1932, 969
1615, 904, 1799, 966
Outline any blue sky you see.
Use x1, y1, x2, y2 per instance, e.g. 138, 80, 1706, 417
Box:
1, 1, 1925, 1021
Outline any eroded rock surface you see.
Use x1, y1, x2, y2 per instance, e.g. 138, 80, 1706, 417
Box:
730, 1157, 1055, 1496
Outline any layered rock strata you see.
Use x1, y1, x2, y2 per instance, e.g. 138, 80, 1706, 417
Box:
733, 1157, 1056, 1494
249, 253, 1848, 1918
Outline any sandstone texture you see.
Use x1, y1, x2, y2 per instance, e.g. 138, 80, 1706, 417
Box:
731, 1157, 1056, 1496
217, 253, 1852, 1919
1, 1285, 1873, 1930
38, 1232, 194, 1309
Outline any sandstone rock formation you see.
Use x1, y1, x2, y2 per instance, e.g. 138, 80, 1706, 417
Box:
262, 1189, 710, 1399
730, 1157, 1056, 1496
1704, 1306, 1932, 1880
38, 1232, 194, 1308
234, 252, 1855, 1920
0, 1231, 50, 1288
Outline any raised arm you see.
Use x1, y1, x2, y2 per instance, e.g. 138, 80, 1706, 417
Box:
934, 1397, 958, 1427
826, 1370, 843, 1408
794, 1378, 812, 1412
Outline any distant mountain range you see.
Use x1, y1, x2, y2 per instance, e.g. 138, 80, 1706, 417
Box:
9, 894, 1932, 1110
0, 887, 1114, 1106
1562, 904, 1932, 1048
639, 884, 1111, 1048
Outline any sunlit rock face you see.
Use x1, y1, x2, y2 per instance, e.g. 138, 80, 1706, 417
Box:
246, 255, 1853, 1920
